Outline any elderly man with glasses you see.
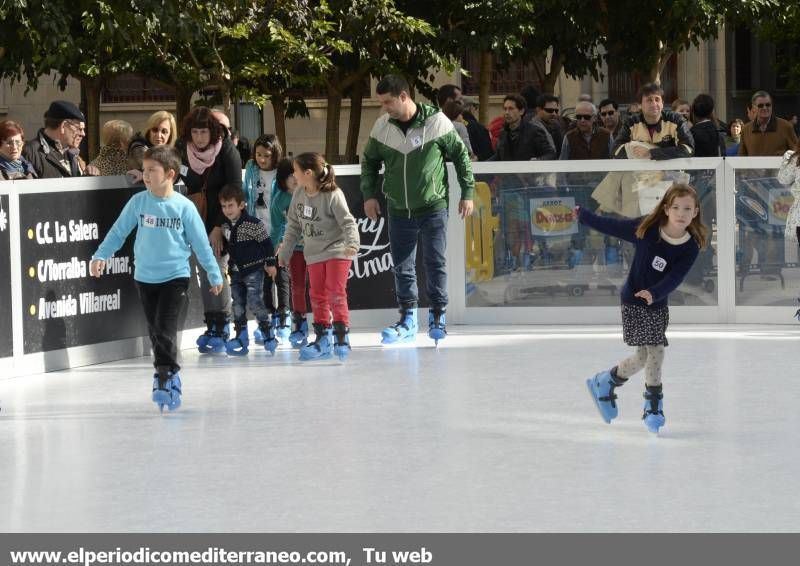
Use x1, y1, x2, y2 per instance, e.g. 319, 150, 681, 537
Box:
738, 90, 798, 156
23, 100, 100, 178
560, 101, 613, 160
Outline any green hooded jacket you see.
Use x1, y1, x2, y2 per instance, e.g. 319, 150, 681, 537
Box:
360, 103, 475, 218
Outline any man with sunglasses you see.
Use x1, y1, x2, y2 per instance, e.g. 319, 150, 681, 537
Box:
23, 100, 99, 178
534, 94, 565, 158
598, 99, 622, 138
560, 102, 613, 160
738, 91, 797, 156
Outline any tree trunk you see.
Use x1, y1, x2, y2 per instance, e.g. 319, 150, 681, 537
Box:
541, 57, 564, 94
272, 96, 287, 153
221, 84, 232, 117
344, 82, 364, 164
175, 85, 193, 124
648, 50, 671, 84
325, 90, 343, 164
479, 50, 493, 125
80, 76, 103, 161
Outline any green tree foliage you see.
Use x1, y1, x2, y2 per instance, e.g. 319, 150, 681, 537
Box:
752, 1, 800, 90
406, 0, 537, 123
0, 0, 142, 157
310, 0, 453, 163
600, 0, 776, 82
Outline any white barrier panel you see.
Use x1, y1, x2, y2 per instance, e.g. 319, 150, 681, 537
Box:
1, 156, 794, 376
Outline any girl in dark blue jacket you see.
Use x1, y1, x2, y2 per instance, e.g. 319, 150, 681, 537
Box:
578, 184, 708, 433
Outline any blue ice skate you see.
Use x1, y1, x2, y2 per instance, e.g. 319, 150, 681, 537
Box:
152, 372, 182, 412
299, 323, 333, 361
642, 386, 665, 433
196, 314, 229, 354
381, 308, 417, 344
196, 317, 216, 353
428, 308, 447, 345
253, 326, 266, 345
259, 322, 278, 356
332, 322, 351, 361
225, 326, 249, 356
273, 309, 291, 342
289, 312, 309, 348
586, 369, 620, 424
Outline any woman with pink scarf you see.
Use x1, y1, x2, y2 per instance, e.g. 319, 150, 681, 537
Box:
179, 107, 243, 353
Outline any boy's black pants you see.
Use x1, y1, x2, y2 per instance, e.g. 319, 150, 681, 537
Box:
137, 278, 189, 374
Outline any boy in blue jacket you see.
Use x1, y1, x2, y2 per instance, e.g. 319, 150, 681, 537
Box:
90, 146, 223, 412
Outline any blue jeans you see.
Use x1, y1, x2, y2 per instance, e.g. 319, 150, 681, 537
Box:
230, 269, 271, 327
388, 208, 448, 308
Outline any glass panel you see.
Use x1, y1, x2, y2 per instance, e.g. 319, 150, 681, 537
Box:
734, 168, 799, 306
466, 168, 718, 307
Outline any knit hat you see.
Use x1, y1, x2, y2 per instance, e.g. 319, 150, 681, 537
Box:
44, 100, 85, 122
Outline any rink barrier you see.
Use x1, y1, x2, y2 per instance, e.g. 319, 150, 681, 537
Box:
0, 156, 791, 376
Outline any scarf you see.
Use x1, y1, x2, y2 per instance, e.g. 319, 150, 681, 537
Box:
186, 140, 223, 175
0, 154, 36, 179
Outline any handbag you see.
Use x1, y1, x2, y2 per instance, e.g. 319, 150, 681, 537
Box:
188, 168, 211, 221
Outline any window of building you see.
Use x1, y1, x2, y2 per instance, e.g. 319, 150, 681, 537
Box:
608, 53, 677, 104
460, 51, 542, 95
101, 74, 176, 104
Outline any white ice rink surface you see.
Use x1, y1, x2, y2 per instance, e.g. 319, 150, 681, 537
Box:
1, 325, 799, 533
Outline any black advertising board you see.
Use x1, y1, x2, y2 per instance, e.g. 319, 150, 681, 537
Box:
0, 194, 12, 358
337, 175, 428, 310
18, 187, 147, 354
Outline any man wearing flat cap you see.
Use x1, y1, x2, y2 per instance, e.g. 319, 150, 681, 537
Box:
23, 100, 99, 178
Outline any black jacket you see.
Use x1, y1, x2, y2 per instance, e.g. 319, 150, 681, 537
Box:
224, 211, 275, 276
181, 138, 243, 233
490, 119, 556, 161
126, 133, 152, 171
690, 120, 727, 157
462, 111, 494, 161
22, 129, 83, 178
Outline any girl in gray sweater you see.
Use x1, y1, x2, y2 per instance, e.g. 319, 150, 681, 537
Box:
278, 153, 359, 361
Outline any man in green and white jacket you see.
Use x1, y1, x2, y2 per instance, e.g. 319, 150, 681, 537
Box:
361, 74, 475, 345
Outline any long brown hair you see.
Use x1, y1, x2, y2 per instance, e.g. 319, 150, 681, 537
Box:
635, 183, 708, 249
294, 152, 338, 192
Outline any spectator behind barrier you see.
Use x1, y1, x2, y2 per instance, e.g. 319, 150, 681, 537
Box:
89, 120, 133, 176
560, 101, 613, 160
612, 82, 694, 160
127, 110, 177, 183
0, 120, 37, 180
490, 94, 556, 161
442, 99, 476, 161
690, 94, 726, 157
738, 90, 799, 156
726, 118, 743, 155
599, 98, 621, 138
23, 100, 100, 178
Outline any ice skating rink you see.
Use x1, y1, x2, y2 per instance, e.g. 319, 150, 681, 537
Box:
1, 325, 799, 533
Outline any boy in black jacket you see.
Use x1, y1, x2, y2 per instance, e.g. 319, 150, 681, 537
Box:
219, 184, 279, 355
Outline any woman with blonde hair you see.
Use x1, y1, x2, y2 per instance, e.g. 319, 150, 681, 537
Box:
126, 110, 178, 182
88, 119, 133, 176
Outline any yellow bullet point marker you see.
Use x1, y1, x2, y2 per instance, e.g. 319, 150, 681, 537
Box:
29, 305, 36, 316
27, 229, 34, 239
28, 267, 35, 278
